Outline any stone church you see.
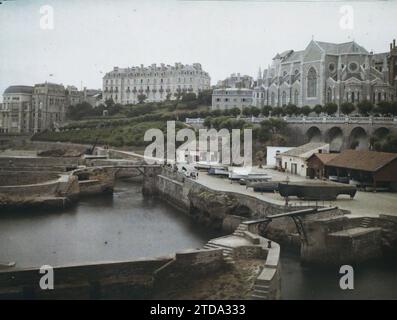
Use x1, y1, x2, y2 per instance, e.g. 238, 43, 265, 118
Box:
252, 40, 396, 108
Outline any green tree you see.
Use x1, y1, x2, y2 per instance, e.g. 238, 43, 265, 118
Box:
105, 98, 115, 108
272, 107, 285, 117
250, 106, 261, 117
137, 94, 147, 104
181, 92, 197, 102
376, 101, 393, 116
340, 102, 355, 115
357, 100, 374, 115
261, 105, 272, 117
256, 151, 265, 168
230, 107, 241, 117
313, 104, 323, 116
324, 103, 338, 115
197, 89, 213, 105
242, 107, 251, 117
301, 105, 312, 116
285, 104, 298, 116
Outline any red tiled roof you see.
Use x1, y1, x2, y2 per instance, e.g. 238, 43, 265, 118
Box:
308, 153, 339, 164
325, 150, 397, 172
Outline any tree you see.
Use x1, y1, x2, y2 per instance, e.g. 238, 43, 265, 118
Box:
324, 103, 338, 115
301, 105, 311, 116
357, 100, 374, 115
242, 107, 251, 117
258, 118, 287, 145
340, 102, 355, 115
250, 106, 260, 117
313, 104, 323, 116
230, 107, 241, 117
181, 92, 197, 102
272, 107, 284, 117
137, 94, 147, 104
261, 105, 272, 117
197, 89, 213, 106
285, 104, 298, 116
105, 98, 115, 108
256, 151, 265, 168
376, 101, 393, 116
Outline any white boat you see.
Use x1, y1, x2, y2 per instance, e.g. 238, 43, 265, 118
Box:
0, 262, 16, 269
228, 167, 271, 181
195, 161, 224, 170
208, 167, 229, 176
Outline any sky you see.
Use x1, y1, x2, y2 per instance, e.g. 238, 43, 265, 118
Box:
0, 0, 396, 102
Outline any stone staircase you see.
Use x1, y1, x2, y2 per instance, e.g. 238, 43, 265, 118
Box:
232, 223, 249, 237
251, 281, 270, 300
203, 241, 235, 265
360, 217, 375, 228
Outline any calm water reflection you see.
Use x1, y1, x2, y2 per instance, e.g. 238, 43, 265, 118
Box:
281, 250, 397, 299
0, 181, 218, 268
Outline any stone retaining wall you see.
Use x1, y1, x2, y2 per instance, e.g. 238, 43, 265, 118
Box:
0, 249, 226, 299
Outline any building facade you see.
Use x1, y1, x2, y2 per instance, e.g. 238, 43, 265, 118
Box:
0, 83, 67, 134
0, 86, 34, 133
252, 40, 395, 108
279, 142, 330, 177
31, 83, 67, 133
216, 73, 253, 89
212, 88, 253, 110
66, 86, 102, 107
102, 63, 211, 104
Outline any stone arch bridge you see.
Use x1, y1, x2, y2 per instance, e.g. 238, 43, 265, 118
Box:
186, 116, 397, 151
276, 117, 397, 151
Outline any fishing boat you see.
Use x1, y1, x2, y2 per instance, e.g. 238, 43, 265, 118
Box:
208, 167, 229, 176
251, 181, 280, 192
0, 262, 16, 269
228, 167, 271, 181
278, 181, 357, 200
240, 176, 272, 186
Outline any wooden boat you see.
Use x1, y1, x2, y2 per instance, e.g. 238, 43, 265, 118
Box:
208, 167, 229, 176
0, 262, 16, 269
251, 181, 280, 192
241, 176, 272, 186
278, 181, 357, 200
228, 168, 271, 181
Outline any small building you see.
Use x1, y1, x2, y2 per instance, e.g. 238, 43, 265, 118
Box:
176, 140, 219, 164
266, 146, 293, 167
211, 88, 253, 111
306, 153, 339, 179
279, 142, 330, 176
324, 150, 397, 190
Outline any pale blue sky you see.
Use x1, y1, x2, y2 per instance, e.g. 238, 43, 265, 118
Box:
0, 0, 396, 101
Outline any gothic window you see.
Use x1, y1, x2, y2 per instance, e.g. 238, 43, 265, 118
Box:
271, 92, 275, 106
351, 92, 355, 103
307, 67, 317, 97
348, 62, 358, 72
282, 91, 287, 106
294, 90, 299, 105
327, 87, 332, 103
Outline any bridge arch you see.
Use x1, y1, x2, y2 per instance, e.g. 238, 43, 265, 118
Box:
306, 126, 322, 142
372, 127, 391, 139
348, 126, 369, 150
325, 126, 344, 152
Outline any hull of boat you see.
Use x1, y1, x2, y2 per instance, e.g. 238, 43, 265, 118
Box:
278, 182, 357, 200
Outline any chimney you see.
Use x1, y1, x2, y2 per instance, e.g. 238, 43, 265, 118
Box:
394, 39, 396, 48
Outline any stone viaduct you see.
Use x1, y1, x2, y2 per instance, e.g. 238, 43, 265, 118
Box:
282, 117, 397, 151
186, 117, 397, 152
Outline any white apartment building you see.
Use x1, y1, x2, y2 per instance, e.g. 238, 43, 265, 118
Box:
212, 88, 253, 110
102, 63, 211, 104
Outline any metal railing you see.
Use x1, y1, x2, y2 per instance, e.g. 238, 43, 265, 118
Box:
186, 116, 397, 126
